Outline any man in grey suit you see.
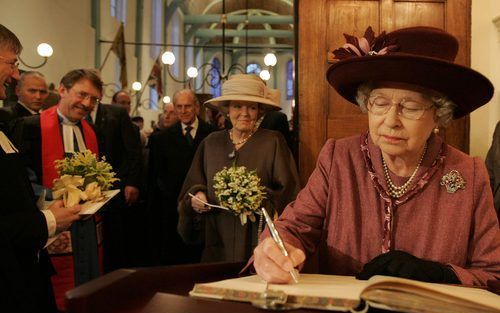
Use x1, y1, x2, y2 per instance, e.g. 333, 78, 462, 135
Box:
148, 89, 216, 265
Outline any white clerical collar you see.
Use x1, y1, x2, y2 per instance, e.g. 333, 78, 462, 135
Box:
18, 101, 39, 115
56, 109, 86, 153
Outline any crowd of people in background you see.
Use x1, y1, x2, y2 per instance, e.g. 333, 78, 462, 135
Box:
0, 22, 297, 312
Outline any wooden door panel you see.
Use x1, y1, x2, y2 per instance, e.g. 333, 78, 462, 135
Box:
392, 2, 445, 29
328, 116, 369, 140
326, 0, 379, 142
329, 92, 361, 116
298, 0, 329, 185
327, 1, 380, 53
393, 0, 445, 2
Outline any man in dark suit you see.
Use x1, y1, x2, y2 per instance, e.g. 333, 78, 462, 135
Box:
259, 110, 293, 150
148, 89, 216, 265
111, 89, 132, 114
486, 121, 500, 221
90, 90, 143, 271
0, 71, 48, 134
0, 24, 81, 313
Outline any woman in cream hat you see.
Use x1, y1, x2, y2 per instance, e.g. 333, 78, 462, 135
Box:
251, 26, 500, 286
177, 74, 300, 263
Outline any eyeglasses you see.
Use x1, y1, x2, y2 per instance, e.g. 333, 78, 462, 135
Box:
367, 95, 434, 120
0, 55, 19, 70
72, 90, 101, 105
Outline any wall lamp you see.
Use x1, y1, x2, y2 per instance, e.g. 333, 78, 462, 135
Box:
19, 43, 53, 69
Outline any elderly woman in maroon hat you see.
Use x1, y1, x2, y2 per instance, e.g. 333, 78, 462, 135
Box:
252, 27, 500, 286
177, 74, 300, 263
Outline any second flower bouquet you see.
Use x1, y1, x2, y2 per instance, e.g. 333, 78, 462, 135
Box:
213, 165, 266, 225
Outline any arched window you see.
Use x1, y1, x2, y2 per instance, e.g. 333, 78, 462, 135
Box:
210, 57, 222, 97
110, 0, 126, 23
246, 63, 262, 75
170, 11, 181, 76
149, 88, 158, 110
286, 59, 294, 100
150, 0, 162, 58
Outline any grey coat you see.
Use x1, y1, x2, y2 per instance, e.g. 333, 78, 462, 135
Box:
178, 128, 300, 263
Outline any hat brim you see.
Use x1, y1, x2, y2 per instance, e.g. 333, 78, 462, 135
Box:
326, 55, 493, 119
204, 94, 281, 113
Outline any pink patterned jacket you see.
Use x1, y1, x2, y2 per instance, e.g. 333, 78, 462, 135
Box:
272, 133, 500, 286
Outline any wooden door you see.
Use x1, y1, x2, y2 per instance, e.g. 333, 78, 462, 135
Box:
297, 0, 471, 184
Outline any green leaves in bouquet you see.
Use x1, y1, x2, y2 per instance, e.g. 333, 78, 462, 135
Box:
213, 166, 266, 219
54, 150, 119, 191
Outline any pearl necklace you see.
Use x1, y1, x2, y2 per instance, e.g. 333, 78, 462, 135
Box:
382, 144, 427, 198
229, 129, 254, 146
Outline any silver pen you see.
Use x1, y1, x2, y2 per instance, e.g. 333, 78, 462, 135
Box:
261, 208, 299, 283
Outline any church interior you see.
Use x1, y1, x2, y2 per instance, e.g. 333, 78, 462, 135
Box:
1, 1, 500, 312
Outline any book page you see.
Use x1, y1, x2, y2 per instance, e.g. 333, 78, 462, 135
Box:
194, 274, 367, 300
365, 276, 500, 311
191, 274, 500, 312
190, 274, 368, 311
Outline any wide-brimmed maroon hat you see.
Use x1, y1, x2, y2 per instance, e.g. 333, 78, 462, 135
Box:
326, 26, 493, 119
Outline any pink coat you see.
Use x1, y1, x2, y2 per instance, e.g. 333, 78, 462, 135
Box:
273, 133, 500, 286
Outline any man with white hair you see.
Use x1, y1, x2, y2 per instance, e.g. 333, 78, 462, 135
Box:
148, 89, 215, 265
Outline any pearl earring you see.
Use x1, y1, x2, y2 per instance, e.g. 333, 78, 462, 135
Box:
433, 127, 439, 134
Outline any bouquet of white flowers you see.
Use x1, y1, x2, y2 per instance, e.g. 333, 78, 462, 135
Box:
52, 150, 118, 207
213, 165, 266, 225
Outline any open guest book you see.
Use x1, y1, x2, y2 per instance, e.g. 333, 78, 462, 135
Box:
189, 274, 500, 313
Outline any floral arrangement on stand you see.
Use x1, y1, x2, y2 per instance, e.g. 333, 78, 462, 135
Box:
52, 150, 118, 207
213, 165, 266, 226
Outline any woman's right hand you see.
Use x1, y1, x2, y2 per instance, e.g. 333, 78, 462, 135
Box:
191, 191, 211, 213
253, 237, 306, 283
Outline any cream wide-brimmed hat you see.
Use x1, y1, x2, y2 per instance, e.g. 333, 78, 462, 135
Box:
205, 74, 281, 113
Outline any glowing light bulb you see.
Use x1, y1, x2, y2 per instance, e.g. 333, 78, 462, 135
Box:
187, 67, 198, 78
259, 70, 271, 81
37, 43, 53, 57
132, 81, 142, 91
264, 53, 277, 66
163, 96, 171, 104
161, 51, 176, 65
